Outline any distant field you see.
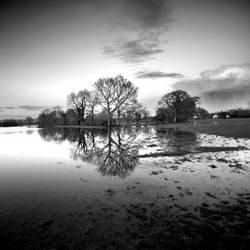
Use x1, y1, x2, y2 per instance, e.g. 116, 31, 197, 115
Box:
157, 118, 250, 139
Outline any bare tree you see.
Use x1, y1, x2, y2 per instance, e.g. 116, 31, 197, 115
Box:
67, 89, 90, 125
122, 100, 148, 125
87, 90, 99, 124
94, 75, 138, 127
114, 75, 138, 126
133, 103, 149, 125
93, 77, 115, 126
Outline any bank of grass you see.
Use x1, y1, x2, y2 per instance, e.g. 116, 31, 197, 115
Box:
157, 118, 250, 139
56, 118, 250, 139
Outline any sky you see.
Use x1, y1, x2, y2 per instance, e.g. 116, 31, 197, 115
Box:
0, 0, 249, 118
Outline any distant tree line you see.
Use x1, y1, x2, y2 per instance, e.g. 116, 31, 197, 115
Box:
3, 83, 250, 128
37, 77, 212, 127
0, 117, 35, 127
211, 109, 250, 119
38, 75, 149, 127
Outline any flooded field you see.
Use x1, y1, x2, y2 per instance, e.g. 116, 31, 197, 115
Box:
0, 126, 250, 249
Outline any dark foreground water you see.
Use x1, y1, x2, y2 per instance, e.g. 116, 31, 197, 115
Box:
0, 126, 250, 249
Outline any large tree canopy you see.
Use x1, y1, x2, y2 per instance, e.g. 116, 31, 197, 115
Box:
157, 90, 198, 123
94, 75, 138, 126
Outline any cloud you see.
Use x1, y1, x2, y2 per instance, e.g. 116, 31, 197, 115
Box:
2, 0, 172, 65
135, 70, 184, 79
18, 105, 50, 111
173, 63, 250, 112
4, 106, 16, 109
124, 0, 172, 31
0, 106, 17, 112
0, 105, 54, 119
103, 0, 172, 64
200, 63, 250, 80
103, 38, 164, 64
0, 105, 55, 113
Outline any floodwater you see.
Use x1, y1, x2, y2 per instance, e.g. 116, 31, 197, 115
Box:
0, 126, 250, 249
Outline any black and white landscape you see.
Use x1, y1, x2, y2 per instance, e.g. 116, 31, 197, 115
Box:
0, 0, 250, 249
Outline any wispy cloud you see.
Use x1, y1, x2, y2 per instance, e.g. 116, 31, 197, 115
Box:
0, 105, 50, 113
135, 70, 184, 79
103, 0, 172, 64
103, 38, 164, 64
200, 63, 250, 79
173, 63, 250, 111
4, 106, 16, 109
18, 105, 50, 111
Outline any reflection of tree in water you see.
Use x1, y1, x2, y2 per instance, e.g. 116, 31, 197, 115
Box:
156, 128, 199, 153
38, 127, 68, 144
95, 129, 139, 178
70, 129, 107, 163
26, 130, 34, 135
39, 127, 139, 178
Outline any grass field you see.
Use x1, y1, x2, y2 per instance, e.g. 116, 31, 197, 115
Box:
157, 118, 250, 139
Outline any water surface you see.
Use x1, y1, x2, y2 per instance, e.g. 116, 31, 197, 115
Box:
0, 126, 249, 249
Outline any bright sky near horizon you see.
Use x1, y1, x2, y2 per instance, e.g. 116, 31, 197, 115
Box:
0, 0, 250, 118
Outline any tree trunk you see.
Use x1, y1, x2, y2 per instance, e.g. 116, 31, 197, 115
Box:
91, 107, 94, 125
173, 115, 176, 123
107, 106, 112, 127
108, 114, 112, 127
81, 107, 85, 125
77, 111, 81, 126
117, 108, 121, 126
172, 110, 177, 123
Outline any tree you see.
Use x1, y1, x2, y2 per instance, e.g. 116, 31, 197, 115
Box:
67, 89, 90, 125
157, 90, 198, 123
134, 103, 149, 125
94, 75, 138, 127
121, 99, 149, 125
113, 75, 138, 125
93, 77, 115, 126
37, 109, 51, 127
195, 107, 209, 119
142, 107, 150, 123
156, 107, 170, 123
87, 90, 99, 124
37, 107, 65, 127
65, 108, 78, 125
25, 116, 34, 127
121, 98, 137, 124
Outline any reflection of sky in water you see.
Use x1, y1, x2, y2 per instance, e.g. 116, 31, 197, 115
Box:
0, 126, 249, 209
